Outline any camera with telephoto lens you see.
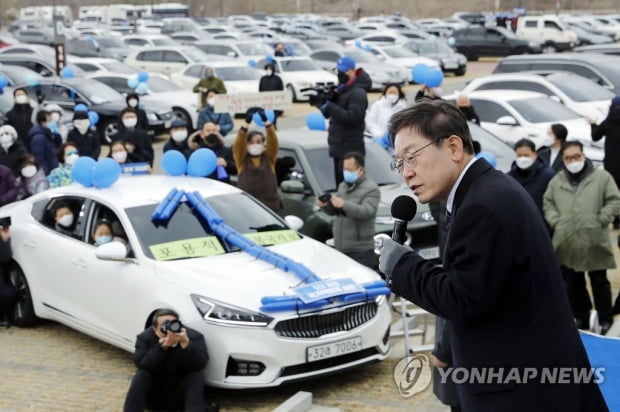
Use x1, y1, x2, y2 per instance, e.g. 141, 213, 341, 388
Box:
303, 84, 338, 107
160, 319, 183, 334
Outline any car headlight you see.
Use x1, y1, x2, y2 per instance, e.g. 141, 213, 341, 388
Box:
191, 294, 273, 327
146, 111, 158, 121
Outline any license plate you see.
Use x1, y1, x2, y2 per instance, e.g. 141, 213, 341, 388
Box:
418, 246, 440, 260
307, 336, 362, 362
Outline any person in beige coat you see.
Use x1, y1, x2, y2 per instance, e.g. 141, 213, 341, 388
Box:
543, 140, 620, 335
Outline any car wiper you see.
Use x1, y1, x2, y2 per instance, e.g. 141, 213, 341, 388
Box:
249, 224, 287, 232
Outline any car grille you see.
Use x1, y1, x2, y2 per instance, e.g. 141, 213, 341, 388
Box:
314, 81, 336, 88
274, 302, 378, 338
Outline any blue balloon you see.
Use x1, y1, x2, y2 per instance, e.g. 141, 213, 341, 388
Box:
411, 63, 429, 84
305, 112, 326, 131
161, 150, 187, 176
127, 76, 139, 89
136, 82, 148, 95
248, 59, 257, 67
0, 75, 8, 89
87, 111, 99, 126
364, 45, 372, 52
265, 55, 275, 63
354, 40, 362, 48
87, 36, 95, 44
187, 148, 217, 177
74, 103, 88, 112
60, 66, 74, 79
476, 151, 497, 168
25, 74, 39, 87
252, 109, 276, 127
137, 70, 149, 83
423, 68, 444, 88
71, 156, 96, 187
92, 158, 122, 188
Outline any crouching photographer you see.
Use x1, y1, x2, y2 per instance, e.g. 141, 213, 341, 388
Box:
124, 309, 218, 412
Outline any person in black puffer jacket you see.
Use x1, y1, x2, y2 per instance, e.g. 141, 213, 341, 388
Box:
311, 55, 371, 187
66, 109, 101, 159
0, 125, 28, 177
110, 108, 153, 166
4, 88, 34, 148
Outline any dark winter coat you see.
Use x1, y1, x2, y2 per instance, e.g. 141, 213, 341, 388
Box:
537, 146, 564, 172
0, 164, 18, 206
506, 156, 555, 213
28, 124, 61, 175
111, 128, 153, 166
196, 106, 233, 136
592, 104, 620, 185
259, 73, 284, 92
321, 69, 371, 158
163, 138, 192, 159
4, 103, 33, 147
66, 128, 101, 160
0, 141, 28, 177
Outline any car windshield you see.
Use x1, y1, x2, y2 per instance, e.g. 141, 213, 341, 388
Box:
494, 27, 518, 39
74, 80, 123, 104
345, 49, 380, 63
281, 59, 319, 71
547, 74, 614, 102
101, 61, 138, 73
96, 37, 124, 47
469, 123, 514, 172
236, 42, 273, 55
306, 143, 402, 193
0, 68, 41, 85
383, 47, 416, 58
183, 47, 210, 62
588, 62, 620, 90
509, 97, 582, 123
152, 37, 176, 46
144, 76, 182, 92
216, 66, 261, 81
285, 41, 312, 56
417, 40, 454, 54
126, 193, 297, 261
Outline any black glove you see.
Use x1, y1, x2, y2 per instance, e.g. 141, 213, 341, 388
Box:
309, 94, 324, 108
244, 107, 260, 124
257, 108, 268, 123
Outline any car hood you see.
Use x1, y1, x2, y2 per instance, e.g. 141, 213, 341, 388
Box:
144, 90, 198, 109
153, 236, 381, 313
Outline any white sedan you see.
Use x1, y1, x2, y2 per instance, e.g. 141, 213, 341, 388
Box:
255, 56, 338, 102
364, 44, 441, 82
169, 61, 262, 94
3, 175, 392, 388
86, 73, 199, 130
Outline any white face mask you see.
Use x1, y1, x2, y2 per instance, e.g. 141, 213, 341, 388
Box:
51, 112, 61, 122
112, 151, 127, 163
541, 135, 554, 147
385, 94, 399, 104
248, 144, 265, 156
15, 95, 28, 104
58, 214, 74, 228
171, 130, 188, 142
128, 99, 138, 108
73, 119, 90, 134
566, 160, 585, 174
266, 69, 273, 76
65, 153, 79, 166
515, 156, 535, 170
0, 133, 13, 149
123, 117, 138, 128
207, 97, 215, 107
21, 165, 37, 178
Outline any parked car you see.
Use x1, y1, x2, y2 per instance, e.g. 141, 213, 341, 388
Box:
252, 57, 337, 102
71, 57, 140, 74
0, 44, 56, 56
169, 61, 261, 94
563, 23, 614, 46
0, 54, 85, 78
2, 175, 392, 388
0, 65, 44, 87
345, 31, 412, 47
574, 44, 620, 56
121, 34, 178, 48
493, 53, 620, 94
515, 15, 577, 53
405, 39, 467, 75
311, 47, 408, 90
66, 36, 131, 60
17, 78, 174, 143
322, 25, 365, 41
168, 31, 212, 45
124, 46, 212, 76
86, 73, 198, 130
460, 72, 613, 123
453, 26, 542, 61
193, 40, 274, 62
160, 18, 202, 35
364, 44, 440, 82
14, 27, 55, 45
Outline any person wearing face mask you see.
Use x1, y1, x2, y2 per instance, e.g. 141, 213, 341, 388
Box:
66, 109, 101, 159
274, 42, 287, 57
317, 152, 379, 269
15, 156, 48, 200
111, 108, 154, 166
233, 107, 281, 211
455, 94, 480, 125
163, 119, 192, 159
125, 93, 149, 131
259, 62, 284, 127
543, 141, 620, 336
365, 83, 407, 150
195, 89, 233, 136
91, 220, 127, 247
192, 67, 227, 108
310, 56, 371, 187
43, 103, 68, 142
47, 143, 79, 188
4, 88, 33, 149
28, 110, 62, 175
53, 204, 77, 238
0, 125, 28, 178
506, 138, 555, 214
0, 164, 18, 206
188, 121, 236, 183
537, 123, 567, 173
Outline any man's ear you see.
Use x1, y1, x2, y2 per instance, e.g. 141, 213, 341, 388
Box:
446, 135, 466, 161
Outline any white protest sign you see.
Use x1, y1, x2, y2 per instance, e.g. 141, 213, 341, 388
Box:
213, 91, 293, 113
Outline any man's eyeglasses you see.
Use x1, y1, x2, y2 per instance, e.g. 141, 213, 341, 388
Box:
390, 141, 435, 175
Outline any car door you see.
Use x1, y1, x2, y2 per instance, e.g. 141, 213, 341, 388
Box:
471, 98, 527, 145
483, 29, 505, 55
93, 75, 133, 95
162, 50, 188, 75
134, 49, 165, 73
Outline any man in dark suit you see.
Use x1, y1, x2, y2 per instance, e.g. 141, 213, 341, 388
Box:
123, 309, 210, 412
537, 123, 567, 173
379, 100, 608, 412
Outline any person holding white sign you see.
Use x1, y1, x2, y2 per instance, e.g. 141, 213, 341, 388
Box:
196, 89, 233, 136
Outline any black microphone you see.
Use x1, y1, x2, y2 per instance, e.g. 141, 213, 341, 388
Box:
391, 195, 417, 244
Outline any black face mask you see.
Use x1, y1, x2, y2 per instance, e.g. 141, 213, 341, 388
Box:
205, 133, 220, 147
459, 106, 471, 116
337, 71, 349, 84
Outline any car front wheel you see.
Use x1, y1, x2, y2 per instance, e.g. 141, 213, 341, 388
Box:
9, 264, 40, 327
100, 119, 121, 145
286, 84, 297, 103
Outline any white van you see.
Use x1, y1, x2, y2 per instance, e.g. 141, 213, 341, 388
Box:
516, 15, 577, 53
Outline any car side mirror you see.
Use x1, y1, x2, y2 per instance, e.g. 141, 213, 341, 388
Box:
284, 215, 304, 231
95, 242, 132, 262
496, 115, 518, 126
280, 179, 304, 194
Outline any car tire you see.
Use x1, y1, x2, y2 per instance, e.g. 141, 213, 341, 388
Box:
542, 42, 557, 53
100, 118, 121, 145
460, 48, 477, 61
173, 107, 193, 131
9, 264, 40, 327
454, 67, 466, 76
286, 84, 297, 103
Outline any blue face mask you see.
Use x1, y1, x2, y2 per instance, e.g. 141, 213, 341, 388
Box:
343, 169, 359, 184
95, 235, 112, 246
